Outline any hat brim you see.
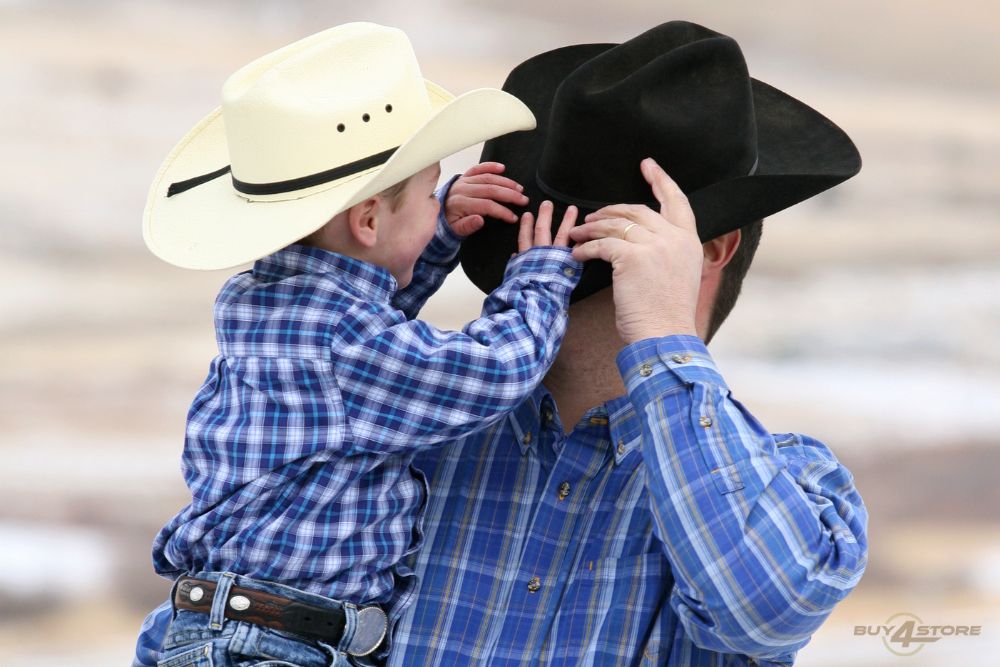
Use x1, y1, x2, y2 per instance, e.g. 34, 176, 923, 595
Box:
144, 81, 535, 270
461, 43, 861, 300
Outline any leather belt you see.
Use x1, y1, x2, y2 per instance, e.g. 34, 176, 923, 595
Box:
173, 576, 387, 657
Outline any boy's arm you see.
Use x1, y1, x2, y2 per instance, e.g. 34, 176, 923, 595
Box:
391, 163, 528, 320
335, 245, 581, 455
390, 175, 463, 319
618, 336, 868, 660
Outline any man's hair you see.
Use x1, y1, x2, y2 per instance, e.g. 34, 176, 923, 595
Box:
705, 219, 764, 343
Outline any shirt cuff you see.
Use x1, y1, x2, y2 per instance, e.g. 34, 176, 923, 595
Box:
502, 246, 582, 298
422, 174, 464, 264
616, 335, 728, 411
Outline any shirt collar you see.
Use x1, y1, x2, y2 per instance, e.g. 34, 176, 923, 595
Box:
507, 384, 643, 465
252, 243, 398, 302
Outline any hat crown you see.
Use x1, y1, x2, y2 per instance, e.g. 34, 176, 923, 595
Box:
537, 21, 758, 205
221, 23, 433, 193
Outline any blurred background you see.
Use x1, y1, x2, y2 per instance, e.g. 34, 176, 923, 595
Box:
1, 1, 998, 665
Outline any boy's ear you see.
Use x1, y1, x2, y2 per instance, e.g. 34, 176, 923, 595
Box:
347, 197, 380, 248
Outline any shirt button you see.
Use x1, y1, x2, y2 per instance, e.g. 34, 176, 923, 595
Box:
638, 363, 653, 377
543, 408, 554, 423
671, 353, 692, 364
699, 416, 713, 428
557, 481, 570, 500
562, 267, 576, 277
617, 439, 626, 455
522, 431, 533, 445
527, 576, 541, 593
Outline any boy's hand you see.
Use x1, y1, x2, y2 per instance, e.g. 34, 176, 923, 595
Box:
514, 200, 578, 255
445, 162, 529, 237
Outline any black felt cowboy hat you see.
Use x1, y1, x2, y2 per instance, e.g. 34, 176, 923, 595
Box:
460, 20, 861, 302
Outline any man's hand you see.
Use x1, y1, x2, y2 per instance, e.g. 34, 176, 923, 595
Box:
568, 158, 703, 344
445, 162, 529, 237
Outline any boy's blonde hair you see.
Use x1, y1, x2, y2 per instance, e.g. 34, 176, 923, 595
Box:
378, 175, 413, 212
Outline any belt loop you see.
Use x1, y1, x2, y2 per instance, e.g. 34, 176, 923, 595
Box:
209, 572, 237, 631
337, 603, 357, 657
167, 575, 183, 621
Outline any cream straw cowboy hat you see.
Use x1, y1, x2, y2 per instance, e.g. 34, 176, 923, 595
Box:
143, 22, 536, 270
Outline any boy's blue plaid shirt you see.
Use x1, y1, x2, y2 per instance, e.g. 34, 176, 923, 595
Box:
151, 187, 582, 626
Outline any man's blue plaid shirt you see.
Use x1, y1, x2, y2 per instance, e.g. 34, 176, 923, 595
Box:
151, 200, 582, 625
389, 340, 868, 665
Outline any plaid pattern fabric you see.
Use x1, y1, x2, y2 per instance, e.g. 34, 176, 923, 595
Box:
393, 335, 868, 666
151, 200, 582, 627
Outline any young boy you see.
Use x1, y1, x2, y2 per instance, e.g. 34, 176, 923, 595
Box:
137, 23, 581, 667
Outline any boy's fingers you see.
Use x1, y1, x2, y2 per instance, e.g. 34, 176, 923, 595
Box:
463, 161, 506, 177
534, 200, 554, 246
453, 183, 528, 205
451, 195, 519, 223
518, 212, 534, 253
640, 158, 695, 232
451, 215, 484, 237
552, 205, 578, 247
461, 173, 525, 192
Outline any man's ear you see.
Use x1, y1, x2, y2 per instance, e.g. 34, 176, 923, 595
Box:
347, 197, 380, 248
702, 228, 741, 276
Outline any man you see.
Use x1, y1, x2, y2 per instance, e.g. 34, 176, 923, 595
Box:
389, 21, 867, 666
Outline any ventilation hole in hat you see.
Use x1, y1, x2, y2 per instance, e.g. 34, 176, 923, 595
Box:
362, 113, 371, 122
337, 123, 345, 132
385, 104, 393, 113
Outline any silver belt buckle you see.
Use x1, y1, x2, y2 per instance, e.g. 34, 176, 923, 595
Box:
345, 604, 388, 657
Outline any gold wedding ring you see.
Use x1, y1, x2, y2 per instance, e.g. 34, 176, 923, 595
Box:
621, 222, 639, 241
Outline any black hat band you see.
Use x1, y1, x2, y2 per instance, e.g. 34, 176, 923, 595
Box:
166, 146, 399, 198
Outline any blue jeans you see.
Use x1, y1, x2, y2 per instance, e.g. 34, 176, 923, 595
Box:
152, 572, 381, 667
